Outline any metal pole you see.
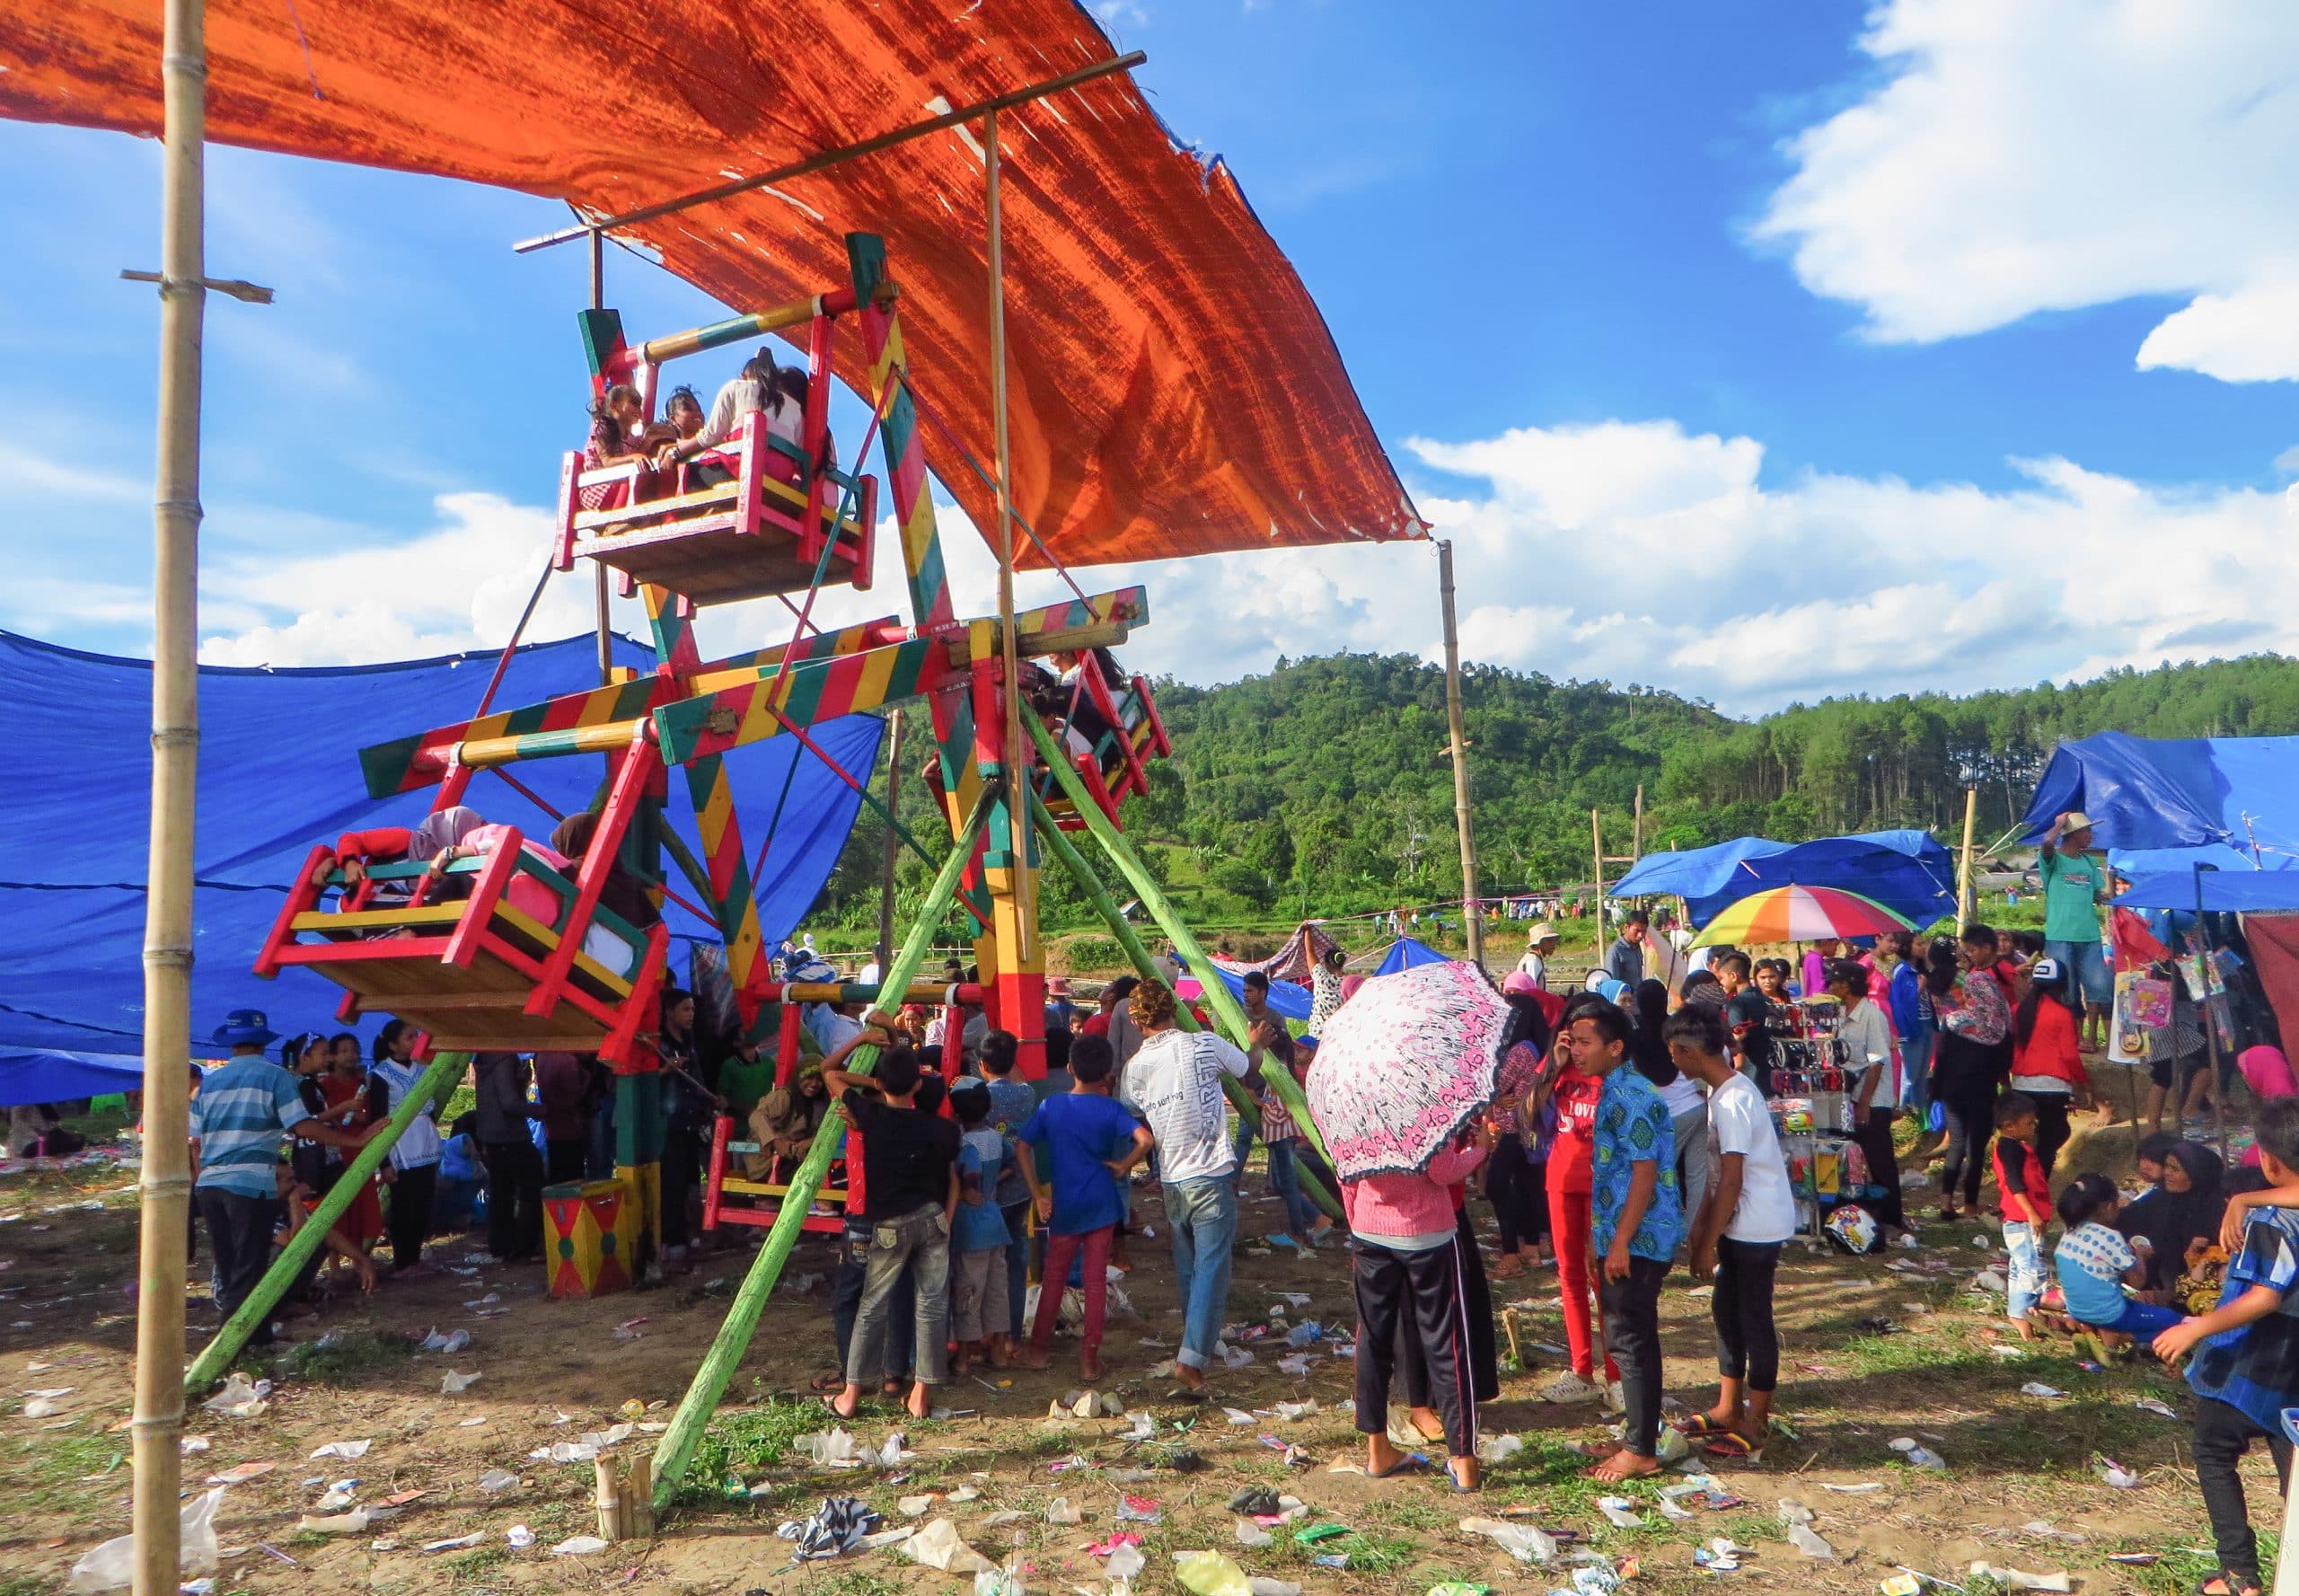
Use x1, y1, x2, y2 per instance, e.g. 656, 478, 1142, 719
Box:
590, 229, 613, 689
133, 0, 205, 1583
1436, 541, 1484, 968
984, 106, 1034, 962
875, 707, 907, 975
1955, 785, 1978, 935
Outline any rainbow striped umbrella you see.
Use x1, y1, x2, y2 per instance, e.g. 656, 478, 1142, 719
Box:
1690, 884, 1915, 948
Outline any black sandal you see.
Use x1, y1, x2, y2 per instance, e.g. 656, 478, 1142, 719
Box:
2197, 1573, 2264, 1596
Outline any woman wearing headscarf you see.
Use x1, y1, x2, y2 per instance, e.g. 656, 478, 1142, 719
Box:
1633, 978, 1711, 1235
2117, 1141, 2226, 1291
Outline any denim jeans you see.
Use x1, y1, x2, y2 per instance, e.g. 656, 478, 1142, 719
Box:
2004, 1220, 2045, 1321
1163, 1176, 1238, 1369
1001, 1200, 1032, 1337
845, 1202, 951, 1388
1898, 1031, 1934, 1119
830, 1218, 914, 1380
1266, 1139, 1319, 1235
1231, 1115, 1258, 1186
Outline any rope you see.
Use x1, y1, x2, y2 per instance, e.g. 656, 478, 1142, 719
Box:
468, 542, 562, 722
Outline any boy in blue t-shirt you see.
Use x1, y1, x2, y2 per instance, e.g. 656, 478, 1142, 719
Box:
1015, 1036, 1153, 1380
2155, 1097, 2299, 1596
949, 1082, 1013, 1374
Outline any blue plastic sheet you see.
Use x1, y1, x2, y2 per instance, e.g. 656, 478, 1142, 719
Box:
1373, 936, 1453, 976
2114, 869, 2299, 913
2022, 731, 2299, 873
1608, 830, 1955, 930
0, 630, 880, 1059
1203, 962, 1313, 1022
0, 1048, 146, 1108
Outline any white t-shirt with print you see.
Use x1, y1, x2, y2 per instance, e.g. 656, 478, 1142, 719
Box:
1705, 1072, 1796, 1244
1122, 1029, 1249, 1184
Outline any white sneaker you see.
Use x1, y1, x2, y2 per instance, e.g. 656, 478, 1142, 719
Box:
1605, 1380, 1627, 1414
1537, 1371, 1605, 1404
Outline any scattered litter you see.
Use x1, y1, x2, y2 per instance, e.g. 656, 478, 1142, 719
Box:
1967, 1565, 2072, 1592
294, 1510, 370, 1536
21, 1398, 59, 1418
873, 1433, 917, 1466
440, 1371, 482, 1395
797, 1428, 859, 1468
477, 1468, 519, 1495
309, 1441, 372, 1461
982, 1511, 1025, 1528
1115, 1495, 1162, 1524
2134, 1398, 2178, 1418
204, 1462, 273, 1486
1475, 1433, 1523, 1465
1246, 1583, 1299, 1596
552, 1536, 610, 1556
1820, 1482, 1884, 1494
1294, 1524, 1348, 1546
1106, 1544, 1147, 1583
1775, 1499, 1814, 1526
69, 1486, 222, 1592
1045, 1498, 1080, 1525
1458, 1516, 1557, 1566
1786, 1524, 1836, 1560
506, 1525, 535, 1549
422, 1534, 486, 1553
1123, 1411, 1156, 1442
2018, 1382, 2066, 1399
1223, 1408, 1255, 1426
1234, 1520, 1273, 1548
180, 1436, 210, 1455
1219, 1343, 1255, 1370
1272, 1400, 1318, 1422
316, 1482, 358, 1512
1888, 1437, 1946, 1470
458, 1416, 488, 1428
1693, 1539, 1743, 1573
1594, 1496, 1643, 1529
779, 1496, 884, 1562
2021, 1521, 2086, 1544
200, 1374, 270, 1418
1274, 1354, 1315, 1376
948, 1485, 982, 1503
2097, 1456, 2143, 1489
901, 1517, 993, 1574
1174, 1549, 1252, 1596
2107, 1552, 2158, 1565
1046, 1452, 1090, 1472
1656, 1496, 1693, 1521
419, 1327, 471, 1354
1311, 1553, 1349, 1570
463, 1293, 500, 1309
897, 1494, 938, 1518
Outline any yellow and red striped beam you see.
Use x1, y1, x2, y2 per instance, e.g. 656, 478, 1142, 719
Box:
655, 637, 946, 766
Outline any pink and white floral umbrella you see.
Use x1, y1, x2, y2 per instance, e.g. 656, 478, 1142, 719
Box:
1304, 959, 1509, 1181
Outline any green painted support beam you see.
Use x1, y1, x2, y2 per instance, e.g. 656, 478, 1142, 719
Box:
1027, 791, 1341, 1224
183, 1050, 469, 1393
651, 783, 999, 1511
1023, 716, 1336, 1170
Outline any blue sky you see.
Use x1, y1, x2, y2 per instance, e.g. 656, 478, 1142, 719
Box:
4, 0, 2296, 714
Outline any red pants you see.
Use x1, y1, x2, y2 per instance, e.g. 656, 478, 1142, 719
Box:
1030, 1223, 1115, 1356
1547, 1186, 1617, 1382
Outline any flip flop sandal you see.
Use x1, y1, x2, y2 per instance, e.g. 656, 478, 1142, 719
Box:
1678, 1413, 1731, 1437
2197, 1574, 2263, 1596
809, 1370, 844, 1393
1701, 1433, 1763, 1461
1366, 1456, 1427, 1479
1445, 1461, 1479, 1494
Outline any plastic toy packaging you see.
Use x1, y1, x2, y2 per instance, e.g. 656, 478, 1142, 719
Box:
1823, 1203, 1880, 1256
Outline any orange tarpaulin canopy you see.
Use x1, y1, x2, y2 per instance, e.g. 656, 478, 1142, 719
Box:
0, 1, 1425, 569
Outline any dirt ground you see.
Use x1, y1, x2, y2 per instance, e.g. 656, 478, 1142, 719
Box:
0, 1116, 2273, 1596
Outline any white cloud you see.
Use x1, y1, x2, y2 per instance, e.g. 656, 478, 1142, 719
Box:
1754, 0, 2299, 379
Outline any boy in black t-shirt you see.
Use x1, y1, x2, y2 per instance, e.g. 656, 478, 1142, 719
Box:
824, 1039, 960, 1420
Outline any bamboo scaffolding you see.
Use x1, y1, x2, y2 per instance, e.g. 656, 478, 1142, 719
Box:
984, 108, 1035, 964
1026, 789, 1341, 1221
649, 784, 998, 1509
1022, 715, 1334, 1169
1955, 786, 1978, 936
131, 0, 207, 1585
182, 1051, 468, 1391
1437, 541, 1484, 968
875, 707, 907, 975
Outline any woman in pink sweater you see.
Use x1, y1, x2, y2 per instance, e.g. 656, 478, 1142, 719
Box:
1346, 1121, 1493, 1492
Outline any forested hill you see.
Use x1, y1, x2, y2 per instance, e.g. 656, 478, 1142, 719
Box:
815, 651, 2299, 931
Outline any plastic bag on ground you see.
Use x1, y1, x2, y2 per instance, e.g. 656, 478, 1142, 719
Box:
973, 1558, 1026, 1596
1475, 1433, 1523, 1465
1046, 1497, 1081, 1525
903, 1518, 993, 1574
1246, 1583, 1300, 1596
1458, 1516, 1557, 1566
1785, 1524, 1835, 1559
199, 1374, 270, 1418
552, 1536, 610, 1556
1233, 1519, 1273, 1548
1968, 1565, 2073, 1592
1174, 1550, 1252, 1596
441, 1370, 482, 1394
1106, 1545, 1147, 1583
796, 1428, 858, 1467
69, 1486, 223, 1592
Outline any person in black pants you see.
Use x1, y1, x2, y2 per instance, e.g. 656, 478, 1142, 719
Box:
473, 1051, 543, 1263
1930, 934, 2011, 1221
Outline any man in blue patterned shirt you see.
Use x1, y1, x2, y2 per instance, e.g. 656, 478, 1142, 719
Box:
1572, 1003, 1684, 1483
2156, 1097, 2299, 1596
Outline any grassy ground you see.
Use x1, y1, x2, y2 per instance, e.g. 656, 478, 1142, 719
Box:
0, 1111, 2269, 1596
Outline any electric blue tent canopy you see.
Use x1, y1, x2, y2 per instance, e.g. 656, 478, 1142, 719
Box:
1203, 964, 1314, 1022
1374, 936, 1453, 976
0, 1048, 147, 1108
0, 630, 880, 1061
1608, 830, 1955, 930
2114, 871, 2299, 913
2022, 731, 2299, 874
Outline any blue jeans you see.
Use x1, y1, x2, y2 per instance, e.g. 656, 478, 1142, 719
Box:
832, 1218, 915, 1380
844, 1201, 950, 1388
1266, 1139, 1319, 1235
1898, 1031, 1934, 1118
2004, 1221, 2045, 1321
2047, 938, 2112, 1007
1164, 1176, 1238, 1370
1231, 1115, 1258, 1186
2082, 1296, 2185, 1349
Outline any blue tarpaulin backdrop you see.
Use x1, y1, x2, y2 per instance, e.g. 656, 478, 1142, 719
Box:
2022, 731, 2299, 875
1373, 936, 1453, 976
1608, 830, 1957, 930
0, 630, 880, 1066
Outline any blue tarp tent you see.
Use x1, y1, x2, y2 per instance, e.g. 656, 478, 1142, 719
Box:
1608, 831, 1956, 930
2022, 731, 2299, 874
0, 630, 881, 1061
2115, 870, 2299, 913
1373, 936, 1453, 976
1203, 964, 1313, 1022
0, 1048, 146, 1108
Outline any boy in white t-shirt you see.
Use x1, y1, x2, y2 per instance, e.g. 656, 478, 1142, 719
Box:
1668, 1007, 1797, 1459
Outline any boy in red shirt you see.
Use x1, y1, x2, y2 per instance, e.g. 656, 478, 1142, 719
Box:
1992, 1092, 2050, 1338
1531, 1001, 1616, 1404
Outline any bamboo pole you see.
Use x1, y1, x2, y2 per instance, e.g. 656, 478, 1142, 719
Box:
1436, 541, 1484, 969
1027, 792, 1340, 1221
1590, 809, 1607, 937
875, 708, 907, 977
1021, 714, 1334, 1169
1955, 786, 1978, 935
182, 1051, 468, 1392
1632, 785, 1644, 863
984, 108, 1035, 964
651, 786, 998, 1509
132, 0, 207, 1584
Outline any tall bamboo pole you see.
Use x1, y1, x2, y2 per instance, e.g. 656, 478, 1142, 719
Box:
875, 708, 907, 977
1436, 542, 1484, 968
1590, 808, 1607, 938
182, 1051, 469, 1391
1022, 715, 1334, 1169
651, 786, 998, 1509
983, 108, 1034, 965
1028, 793, 1340, 1221
1955, 785, 1978, 935
132, 0, 207, 1584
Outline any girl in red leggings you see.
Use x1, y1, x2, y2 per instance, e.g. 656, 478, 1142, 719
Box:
1532, 1025, 1616, 1401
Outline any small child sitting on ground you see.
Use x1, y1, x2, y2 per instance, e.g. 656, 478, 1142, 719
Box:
2152, 1097, 2299, 1596
2053, 1172, 2178, 1354
948, 1081, 1014, 1375
1991, 1091, 2050, 1338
